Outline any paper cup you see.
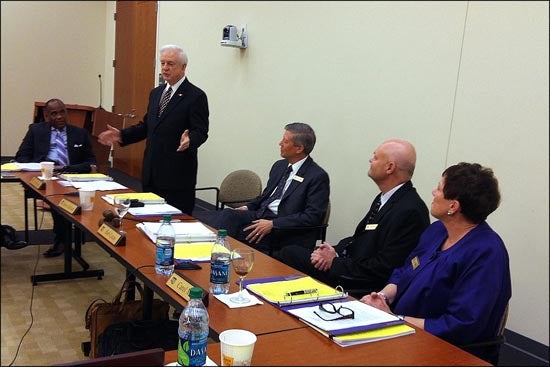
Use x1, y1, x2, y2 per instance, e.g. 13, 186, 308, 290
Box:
219, 329, 257, 366
40, 161, 54, 180
78, 189, 96, 211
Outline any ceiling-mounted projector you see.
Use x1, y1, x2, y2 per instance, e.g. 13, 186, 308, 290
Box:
221, 24, 248, 49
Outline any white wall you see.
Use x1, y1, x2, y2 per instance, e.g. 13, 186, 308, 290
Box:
0, 1, 109, 154
157, 0, 549, 345
1, 0, 548, 346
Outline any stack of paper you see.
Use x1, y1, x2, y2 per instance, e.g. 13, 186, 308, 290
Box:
1, 162, 41, 172
59, 173, 113, 181
127, 204, 182, 217
286, 299, 415, 346
136, 221, 216, 243
103, 192, 166, 204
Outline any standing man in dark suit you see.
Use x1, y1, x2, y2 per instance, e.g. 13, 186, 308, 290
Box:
98, 44, 209, 215
214, 122, 330, 256
15, 98, 97, 257
280, 139, 430, 293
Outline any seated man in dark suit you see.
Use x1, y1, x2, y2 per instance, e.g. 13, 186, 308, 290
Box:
15, 98, 96, 257
212, 122, 330, 256
279, 139, 430, 293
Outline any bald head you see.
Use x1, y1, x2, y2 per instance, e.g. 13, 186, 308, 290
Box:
368, 139, 417, 192
381, 139, 416, 179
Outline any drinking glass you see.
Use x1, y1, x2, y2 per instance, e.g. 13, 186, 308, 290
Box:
230, 248, 255, 304
113, 196, 131, 228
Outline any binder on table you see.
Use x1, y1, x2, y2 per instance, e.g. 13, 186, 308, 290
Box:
136, 221, 216, 244
243, 275, 348, 307
103, 192, 165, 204
1, 162, 41, 172
286, 299, 414, 346
59, 173, 113, 181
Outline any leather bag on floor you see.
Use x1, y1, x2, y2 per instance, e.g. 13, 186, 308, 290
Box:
85, 280, 170, 359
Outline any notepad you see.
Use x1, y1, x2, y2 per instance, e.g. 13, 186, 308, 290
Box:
59, 173, 113, 181
245, 276, 347, 306
103, 192, 166, 204
1, 162, 41, 171
174, 242, 215, 262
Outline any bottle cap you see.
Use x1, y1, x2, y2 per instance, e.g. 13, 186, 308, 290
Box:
189, 287, 203, 299
163, 214, 172, 222
218, 229, 227, 237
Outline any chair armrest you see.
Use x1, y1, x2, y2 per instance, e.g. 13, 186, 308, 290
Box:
195, 187, 220, 210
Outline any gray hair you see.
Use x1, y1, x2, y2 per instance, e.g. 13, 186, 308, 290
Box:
159, 44, 188, 65
285, 122, 316, 155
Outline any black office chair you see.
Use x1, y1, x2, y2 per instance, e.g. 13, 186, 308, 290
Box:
458, 303, 509, 365
55, 347, 165, 366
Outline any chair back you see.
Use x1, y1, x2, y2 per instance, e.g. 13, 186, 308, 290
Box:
55, 348, 165, 366
218, 169, 262, 209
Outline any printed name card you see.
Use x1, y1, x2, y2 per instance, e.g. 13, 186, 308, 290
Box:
59, 198, 81, 215
97, 222, 126, 247
29, 176, 45, 189
167, 272, 209, 307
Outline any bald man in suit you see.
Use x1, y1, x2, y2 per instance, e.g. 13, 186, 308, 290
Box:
280, 139, 430, 293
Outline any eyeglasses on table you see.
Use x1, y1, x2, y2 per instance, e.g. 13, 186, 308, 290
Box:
313, 302, 355, 321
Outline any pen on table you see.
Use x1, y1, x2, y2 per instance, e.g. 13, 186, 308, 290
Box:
286, 288, 318, 297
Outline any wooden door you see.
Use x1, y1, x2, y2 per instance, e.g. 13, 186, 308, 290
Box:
112, 0, 157, 180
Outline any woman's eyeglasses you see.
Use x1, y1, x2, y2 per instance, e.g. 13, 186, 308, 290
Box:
313, 303, 355, 321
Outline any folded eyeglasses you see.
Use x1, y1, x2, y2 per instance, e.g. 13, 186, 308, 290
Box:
313, 302, 355, 321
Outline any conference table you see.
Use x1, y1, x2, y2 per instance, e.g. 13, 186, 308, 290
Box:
10, 171, 490, 366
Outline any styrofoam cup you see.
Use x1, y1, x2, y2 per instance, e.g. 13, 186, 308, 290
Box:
78, 189, 96, 211
40, 161, 54, 180
219, 329, 257, 366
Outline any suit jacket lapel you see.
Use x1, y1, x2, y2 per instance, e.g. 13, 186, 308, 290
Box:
155, 79, 189, 126
280, 156, 312, 201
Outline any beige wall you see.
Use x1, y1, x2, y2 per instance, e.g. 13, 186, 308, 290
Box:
1, 1, 548, 346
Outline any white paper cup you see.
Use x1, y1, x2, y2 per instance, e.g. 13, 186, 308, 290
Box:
40, 161, 54, 180
78, 189, 96, 211
219, 329, 257, 366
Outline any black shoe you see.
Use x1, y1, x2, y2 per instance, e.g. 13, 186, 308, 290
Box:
43, 246, 64, 257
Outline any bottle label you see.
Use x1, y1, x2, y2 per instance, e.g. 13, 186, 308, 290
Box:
210, 261, 229, 284
178, 337, 207, 366
156, 246, 174, 266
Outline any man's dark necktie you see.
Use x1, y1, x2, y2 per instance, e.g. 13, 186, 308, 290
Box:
158, 86, 172, 117
353, 196, 381, 236
257, 165, 292, 217
55, 130, 69, 166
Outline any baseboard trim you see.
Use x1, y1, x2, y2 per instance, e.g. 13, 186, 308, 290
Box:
503, 329, 549, 364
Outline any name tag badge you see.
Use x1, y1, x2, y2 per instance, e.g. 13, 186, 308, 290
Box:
411, 256, 420, 270
365, 224, 378, 231
293, 175, 304, 182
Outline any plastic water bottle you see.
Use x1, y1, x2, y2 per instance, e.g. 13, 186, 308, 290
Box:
209, 229, 231, 294
178, 287, 210, 366
155, 214, 175, 275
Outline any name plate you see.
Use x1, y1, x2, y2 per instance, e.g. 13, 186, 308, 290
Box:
97, 222, 126, 247
166, 272, 209, 307
30, 176, 45, 190
59, 198, 81, 215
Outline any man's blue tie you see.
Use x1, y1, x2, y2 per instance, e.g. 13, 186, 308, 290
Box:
55, 130, 69, 166
257, 165, 292, 217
